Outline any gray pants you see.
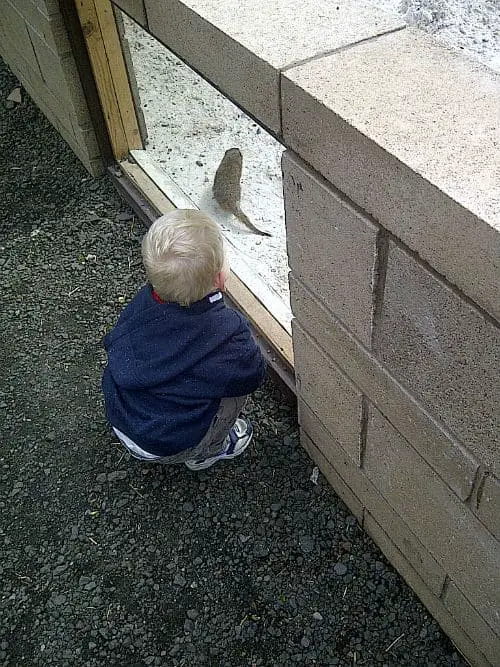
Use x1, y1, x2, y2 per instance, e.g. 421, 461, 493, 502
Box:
113, 396, 247, 464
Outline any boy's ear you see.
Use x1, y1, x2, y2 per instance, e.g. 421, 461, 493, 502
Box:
214, 271, 226, 291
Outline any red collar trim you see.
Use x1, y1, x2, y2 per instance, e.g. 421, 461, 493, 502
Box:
152, 289, 165, 304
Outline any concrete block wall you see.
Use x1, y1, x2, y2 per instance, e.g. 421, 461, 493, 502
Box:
0, 0, 102, 175
276, 19, 499, 663
285, 149, 500, 665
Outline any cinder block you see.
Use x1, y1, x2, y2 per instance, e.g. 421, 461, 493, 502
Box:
476, 475, 500, 540
290, 275, 478, 501
293, 323, 364, 465
1, 1, 41, 74
145, 0, 402, 135
443, 581, 500, 666
71, 122, 101, 162
283, 151, 379, 346
113, 0, 148, 28
299, 400, 447, 597
282, 28, 500, 320
33, 0, 60, 18
364, 405, 500, 631
376, 242, 500, 477
9, 0, 71, 55
28, 31, 90, 123
17, 69, 100, 175
364, 514, 492, 667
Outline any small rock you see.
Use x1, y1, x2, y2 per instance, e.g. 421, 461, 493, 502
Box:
7, 87, 22, 104
333, 563, 348, 576
117, 212, 134, 222
52, 594, 67, 606
301, 636, 310, 648
107, 470, 127, 482
299, 535, 314, 554
253, 542, 269, 558
312, 612, 323, 621
173, 574, 186, 587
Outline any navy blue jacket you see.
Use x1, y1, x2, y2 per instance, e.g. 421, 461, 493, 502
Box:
102, 285, 266, 456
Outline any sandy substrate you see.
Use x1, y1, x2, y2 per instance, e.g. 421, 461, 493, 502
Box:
122, 1, 499, 317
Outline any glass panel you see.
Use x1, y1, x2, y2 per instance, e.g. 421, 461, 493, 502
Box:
119, 13, 290, 326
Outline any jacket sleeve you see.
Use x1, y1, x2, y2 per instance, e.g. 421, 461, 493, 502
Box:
221, 316, 267, 397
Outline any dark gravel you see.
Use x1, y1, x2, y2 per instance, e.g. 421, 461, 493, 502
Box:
0, 56, 467, 667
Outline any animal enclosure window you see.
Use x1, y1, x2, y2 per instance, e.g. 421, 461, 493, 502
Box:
119, 13, 291, 330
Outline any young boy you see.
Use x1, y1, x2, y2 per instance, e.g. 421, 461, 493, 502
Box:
102, 209, 266, 470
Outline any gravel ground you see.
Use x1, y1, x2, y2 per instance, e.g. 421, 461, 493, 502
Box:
0, 57, 468, 667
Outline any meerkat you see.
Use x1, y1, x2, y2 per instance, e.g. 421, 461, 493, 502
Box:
212, 148, 272, 237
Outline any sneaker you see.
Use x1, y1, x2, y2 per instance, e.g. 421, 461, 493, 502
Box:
184, 418, 253, 471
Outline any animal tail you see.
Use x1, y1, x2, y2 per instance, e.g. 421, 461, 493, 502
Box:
235, 207, 272, 237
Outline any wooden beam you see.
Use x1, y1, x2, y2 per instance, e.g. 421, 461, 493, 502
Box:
227, 272, 294, 369
59, 0, 114, 167
94, 0, 142, 150
74, 0, 128, 159
120, 160, 175, 214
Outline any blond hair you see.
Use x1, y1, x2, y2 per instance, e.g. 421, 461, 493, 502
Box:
141, 209, 226, 306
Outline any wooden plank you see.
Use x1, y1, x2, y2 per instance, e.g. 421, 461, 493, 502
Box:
120, 160, 175, 214
130, 149, 198, 210
94, 0, 142, 150
227, 272, 294, 369
74, 0, 128, 159
59, 0, 114, 166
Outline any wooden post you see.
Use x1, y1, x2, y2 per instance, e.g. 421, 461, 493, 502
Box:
74, 0, 141, 160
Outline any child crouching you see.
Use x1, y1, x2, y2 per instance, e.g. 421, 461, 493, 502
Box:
102, 209, 266, 470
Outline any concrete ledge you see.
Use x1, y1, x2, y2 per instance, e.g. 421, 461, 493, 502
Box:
303, 428, 492, 666
144, 0, 403, 134
112, 0, 148, 29
36, 0, 59, 17
0, 2, 102, 176
0, 1, 41, 75
475, 474, 500, 541
443, 581, 500, 666
290, 275, 479, 501
11, 0, 71, 56
282, 28, 500, 320
29, 31, 90, 124
301, 400, 498, 664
